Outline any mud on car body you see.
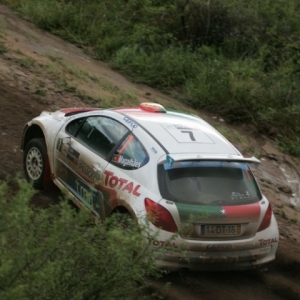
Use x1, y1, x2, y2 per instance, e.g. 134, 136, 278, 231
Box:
21, 102, 279, 271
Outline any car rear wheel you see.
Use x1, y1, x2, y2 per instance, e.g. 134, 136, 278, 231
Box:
107, 211, 133, 230
23, 138, 47, 189
115, 212, 133, 230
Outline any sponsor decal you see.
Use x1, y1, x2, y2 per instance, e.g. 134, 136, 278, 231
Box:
258, 238, 278, 246
56, 137, 63, 151
67, 147, 80, 165
113, 154, 141, 168
148, 239, 178, 248
104, 170, 141, 196
56, 162, 104, 217
75, 178, 98, 208
123, 116, 138, 128
231, 191, 251, 200
151, 147, 157, 154
56, 138, 80, 165
73, 178, 103, 216
56, 137, 71, 156
78, 160, 101, 182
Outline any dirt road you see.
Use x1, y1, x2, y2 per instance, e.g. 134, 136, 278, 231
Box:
0, 5, 300, 300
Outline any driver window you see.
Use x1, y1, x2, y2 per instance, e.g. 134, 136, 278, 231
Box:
66, 117, 85, 136
73, 116, 129, 158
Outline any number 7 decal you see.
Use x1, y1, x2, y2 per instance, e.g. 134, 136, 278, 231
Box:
181, 130, 196, 141
161, 123, 214, 143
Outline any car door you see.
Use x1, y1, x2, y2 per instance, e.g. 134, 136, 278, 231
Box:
54, 114, 130, 218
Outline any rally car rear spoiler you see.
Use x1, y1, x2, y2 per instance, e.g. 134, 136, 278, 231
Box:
161, 154, 260, 167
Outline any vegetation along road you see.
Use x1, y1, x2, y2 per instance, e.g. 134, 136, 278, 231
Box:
0, 2, 300, 299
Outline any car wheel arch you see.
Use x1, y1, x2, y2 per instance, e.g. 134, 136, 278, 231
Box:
111, 205, 134, 218
22, 124, 46, 151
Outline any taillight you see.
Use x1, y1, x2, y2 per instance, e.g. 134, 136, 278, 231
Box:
258, 204, 272, 232
144, 198, 178, 233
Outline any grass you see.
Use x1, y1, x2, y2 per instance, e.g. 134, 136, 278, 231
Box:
3, 46, 141, 108
0, 18, 7, 54
17, 57, 35, 68
33, 87, 46, 95
215, 124, 261, 157
6, 0, 296, 155
46, 53, 140, 106
0, 42, 7, 54
0, 1, 286, 158
2, 38, 261, 158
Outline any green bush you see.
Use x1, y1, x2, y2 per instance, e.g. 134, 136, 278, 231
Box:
0, 180, 164, 300
112, 45, 201, 87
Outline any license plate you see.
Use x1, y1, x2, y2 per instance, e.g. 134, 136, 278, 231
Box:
200, 224, 241, 236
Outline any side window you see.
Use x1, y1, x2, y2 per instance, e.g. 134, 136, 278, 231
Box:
111, 134, 149, 170
66, 117, 85, 136
74, 116, 129, 158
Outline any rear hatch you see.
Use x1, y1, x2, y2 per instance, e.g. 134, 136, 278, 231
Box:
157, 160, 263, 240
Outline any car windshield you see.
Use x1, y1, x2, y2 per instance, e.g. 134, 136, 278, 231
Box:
158, 161, 262, 205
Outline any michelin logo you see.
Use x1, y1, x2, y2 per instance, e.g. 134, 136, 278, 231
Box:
115, 155, 141, 168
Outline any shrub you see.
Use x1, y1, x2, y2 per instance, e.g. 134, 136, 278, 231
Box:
0, 180, 164, 300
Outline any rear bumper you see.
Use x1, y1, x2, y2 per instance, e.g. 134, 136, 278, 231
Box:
145, 207, 279, 272
154, 244, 277, 272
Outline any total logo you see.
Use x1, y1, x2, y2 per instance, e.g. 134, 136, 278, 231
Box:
104, 170, 141, 196
258, 238, 278, 246
148, 239, 178, 248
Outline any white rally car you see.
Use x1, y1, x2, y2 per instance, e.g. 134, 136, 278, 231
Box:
21, 102, 279, 271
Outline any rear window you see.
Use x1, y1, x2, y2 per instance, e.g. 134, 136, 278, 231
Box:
158, 161, 262, 205
111, 134, 149, 170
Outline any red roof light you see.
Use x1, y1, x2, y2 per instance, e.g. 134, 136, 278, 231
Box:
139, 102, 166, 113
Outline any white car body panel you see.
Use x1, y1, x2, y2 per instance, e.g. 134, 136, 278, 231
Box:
122, 110, 241, 155
21, 103, 279, 271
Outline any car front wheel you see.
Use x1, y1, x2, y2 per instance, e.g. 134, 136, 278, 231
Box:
23, 138, 47, 189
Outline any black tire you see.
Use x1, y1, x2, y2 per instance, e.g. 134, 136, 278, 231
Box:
23, 138, 47, 189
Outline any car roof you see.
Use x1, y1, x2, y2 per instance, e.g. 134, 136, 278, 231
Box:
114, 103, 241, 157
